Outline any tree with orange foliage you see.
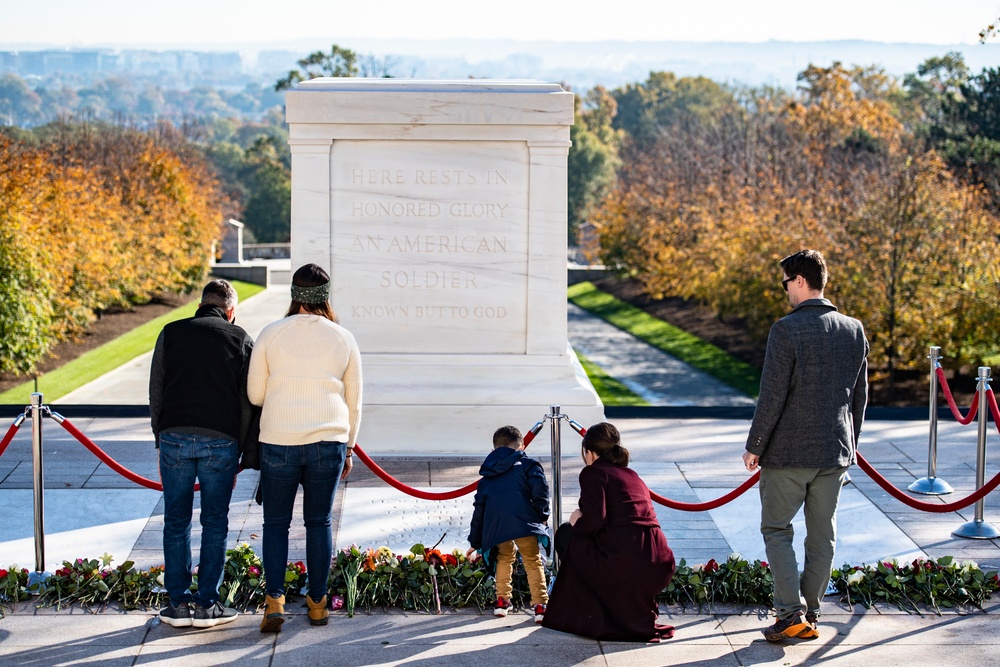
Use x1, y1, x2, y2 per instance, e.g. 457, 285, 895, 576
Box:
592, 64, 1000, 397
0, 121, 227, 376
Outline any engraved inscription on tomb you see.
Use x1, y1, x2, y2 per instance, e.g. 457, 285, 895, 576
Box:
331, 141, 529, 354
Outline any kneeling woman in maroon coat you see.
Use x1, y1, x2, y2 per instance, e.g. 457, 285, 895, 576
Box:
542, 422, 676, 642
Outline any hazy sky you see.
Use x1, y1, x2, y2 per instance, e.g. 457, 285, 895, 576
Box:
4, 0, 1000, 47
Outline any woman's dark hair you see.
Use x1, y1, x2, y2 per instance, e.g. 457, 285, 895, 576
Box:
581, 422, 630, 467
286, 263, 338, 323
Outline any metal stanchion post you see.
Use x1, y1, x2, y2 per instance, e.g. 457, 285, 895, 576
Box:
910, 345, 954, 495
27, 392, 52, 591
953, 367, 1000, 539
548, 405, 563, 570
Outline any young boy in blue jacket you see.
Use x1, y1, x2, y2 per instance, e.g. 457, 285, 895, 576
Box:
468, 425, 550, 623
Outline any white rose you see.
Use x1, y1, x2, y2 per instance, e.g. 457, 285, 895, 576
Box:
847, 571, 865, 585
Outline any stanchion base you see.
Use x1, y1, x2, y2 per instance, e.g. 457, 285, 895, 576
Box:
908, 477, 954, 495
26, 570, 52, 594
952, 520, 1000, 540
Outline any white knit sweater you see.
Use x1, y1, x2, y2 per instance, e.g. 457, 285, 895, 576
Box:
247, 314, 363, 447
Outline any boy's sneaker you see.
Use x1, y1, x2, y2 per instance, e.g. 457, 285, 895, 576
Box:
763, 612, 809, 642
493, 597, 511, 617
191, 601, 239, 628
533, 603, 547, 624
797, 612, 819, 640
159, 602, 193, 628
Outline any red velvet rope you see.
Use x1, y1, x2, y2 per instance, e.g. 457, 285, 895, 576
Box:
58, 418, 166, 491
0, 420, 20, 459
574, 423, 763, 511
45, 411, 1000, 515
936, 366, 979, 424
987, 388, 1000, 437
352, 428, 538, 501
650, 472, 761, 510
855, 450, 1000, 512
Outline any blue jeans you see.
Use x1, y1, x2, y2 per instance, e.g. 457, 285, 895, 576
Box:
159, 432, 238, 608
260, 441, 346, 600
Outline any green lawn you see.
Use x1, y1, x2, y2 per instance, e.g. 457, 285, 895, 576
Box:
575, 351, 650, 407
568, 281, 761, 398
0, 281, 264, 405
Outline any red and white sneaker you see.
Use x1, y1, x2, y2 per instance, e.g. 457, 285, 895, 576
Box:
533, 603, 547, 624
494, 597, 511, 617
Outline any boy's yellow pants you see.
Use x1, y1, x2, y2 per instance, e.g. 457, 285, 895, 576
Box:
494, 536, 548, 606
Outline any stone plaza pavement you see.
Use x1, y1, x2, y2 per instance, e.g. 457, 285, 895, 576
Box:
3, 287, 1000, 664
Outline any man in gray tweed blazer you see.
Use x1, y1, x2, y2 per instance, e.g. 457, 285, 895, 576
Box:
742, 249, 868, 642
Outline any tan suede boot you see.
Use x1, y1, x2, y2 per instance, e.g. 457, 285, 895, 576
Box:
259, 594, 285, 633
306, 594, 329, 626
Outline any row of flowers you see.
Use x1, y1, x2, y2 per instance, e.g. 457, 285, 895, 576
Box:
1, 547, 996, 618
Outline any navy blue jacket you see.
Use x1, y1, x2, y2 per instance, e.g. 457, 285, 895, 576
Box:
469, 447, 550, 552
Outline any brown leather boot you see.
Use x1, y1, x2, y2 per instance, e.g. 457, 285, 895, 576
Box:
259, 594, 285, 633
307, 594, 329, 626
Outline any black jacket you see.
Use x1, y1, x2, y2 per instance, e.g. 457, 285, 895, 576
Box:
469, 447, 550, 552
149, 305, 256, 465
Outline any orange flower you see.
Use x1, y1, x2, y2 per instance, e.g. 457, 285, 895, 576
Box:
363, 548, 378, 572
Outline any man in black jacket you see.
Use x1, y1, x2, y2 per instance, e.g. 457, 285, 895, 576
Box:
149, 279, 254, 629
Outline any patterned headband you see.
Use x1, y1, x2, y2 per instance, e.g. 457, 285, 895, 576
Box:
290, 281, 330, 304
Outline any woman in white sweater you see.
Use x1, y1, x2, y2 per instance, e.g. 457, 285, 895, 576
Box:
248, 264, 362, 633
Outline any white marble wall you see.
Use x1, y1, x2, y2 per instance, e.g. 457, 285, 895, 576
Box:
285, 79, 604, 453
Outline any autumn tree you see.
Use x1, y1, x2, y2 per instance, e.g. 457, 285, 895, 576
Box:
240, 135, 292, 242
591, 62, 1000, 394
568, 86, 621, 244
0, 121, 227, 375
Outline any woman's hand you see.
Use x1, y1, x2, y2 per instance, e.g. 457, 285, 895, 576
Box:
569, 508, 583, 526
341, 453, 353, 480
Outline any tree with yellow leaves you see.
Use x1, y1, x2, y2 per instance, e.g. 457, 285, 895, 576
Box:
0, 121, 227, 375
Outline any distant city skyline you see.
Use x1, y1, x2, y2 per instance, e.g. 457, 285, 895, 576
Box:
4, 0, 999, 49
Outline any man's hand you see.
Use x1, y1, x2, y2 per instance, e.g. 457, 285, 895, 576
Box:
341, 455, 353, 480
742, 451, 760, 472
569, 508, 583, 526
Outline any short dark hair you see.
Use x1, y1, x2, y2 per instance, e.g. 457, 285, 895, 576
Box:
201, 279, 237, 310
581, 422, 630, 467
780, 249, 827, 292
286, 263, 338, 322
493, 425, 523, 449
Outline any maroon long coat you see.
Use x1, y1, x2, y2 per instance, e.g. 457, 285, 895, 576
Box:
542, 459, 676, 642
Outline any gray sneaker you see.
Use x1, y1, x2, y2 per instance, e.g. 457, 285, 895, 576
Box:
191, 601, 239, 628
159, 602, 193, 628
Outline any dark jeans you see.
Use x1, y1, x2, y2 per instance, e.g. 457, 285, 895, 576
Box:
159, 432, 238, 608
260, 441, 347, 600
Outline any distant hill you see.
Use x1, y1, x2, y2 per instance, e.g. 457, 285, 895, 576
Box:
252, 37, 1000, 91
3, 37, 998, 92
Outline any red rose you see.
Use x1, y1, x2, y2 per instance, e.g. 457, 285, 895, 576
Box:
0, 569, 8, 579
705, 559, 719, 573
